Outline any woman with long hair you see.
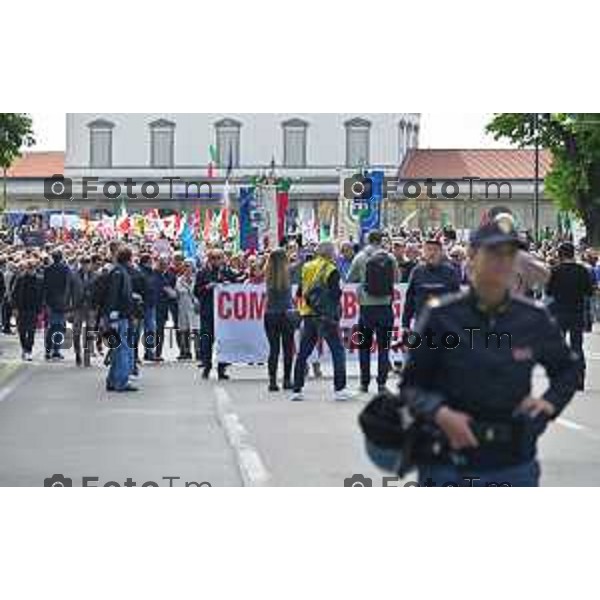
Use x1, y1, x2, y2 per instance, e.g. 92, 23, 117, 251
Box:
264, 248, 295, 392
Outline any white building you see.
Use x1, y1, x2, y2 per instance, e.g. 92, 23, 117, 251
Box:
65, 113, 421, 209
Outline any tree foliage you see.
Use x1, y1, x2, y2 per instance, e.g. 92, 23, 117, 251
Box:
486, 113, 600, 244
0, 113, 35, 171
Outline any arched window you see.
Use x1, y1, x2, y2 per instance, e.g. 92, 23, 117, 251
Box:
215, 118, 242, 169
282, 118, 308, 167
345, 117, 371, 168
88, 119, 114, 168
149, 119, 175, 168
411, 124, 420, 149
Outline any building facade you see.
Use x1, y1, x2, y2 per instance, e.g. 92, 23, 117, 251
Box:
63, 113, 421, 210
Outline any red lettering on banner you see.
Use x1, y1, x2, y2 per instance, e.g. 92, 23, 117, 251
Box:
249, 292, 267, 320
233, 293, 247, 320
218, 291, 232, 319
342, 291, 358, 320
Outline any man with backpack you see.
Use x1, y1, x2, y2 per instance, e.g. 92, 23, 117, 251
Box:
291, 242, 352, 402
348, 230, 398, 393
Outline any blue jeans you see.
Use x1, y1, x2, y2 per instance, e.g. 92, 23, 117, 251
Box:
417, 460, 540, 487
45, 309, 66, 355
107, 319, 132, 391
293, 316, 346, 392
143, 306, 157, 359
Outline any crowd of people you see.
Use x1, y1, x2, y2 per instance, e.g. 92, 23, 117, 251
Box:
0, 217, 598, 401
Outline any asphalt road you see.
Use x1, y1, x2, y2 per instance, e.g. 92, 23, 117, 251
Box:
1, 328, 599, 487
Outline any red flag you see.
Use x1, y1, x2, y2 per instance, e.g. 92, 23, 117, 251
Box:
221, 208, 229, 238
277, 191, 289, 242
204, 209, 213, 239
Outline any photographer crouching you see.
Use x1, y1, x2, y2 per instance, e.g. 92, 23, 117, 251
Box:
395, 214, 579, 487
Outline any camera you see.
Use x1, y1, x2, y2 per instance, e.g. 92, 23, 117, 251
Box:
44, 175, 73, 201
344, 174, 373, 201
44, 474, 73, 487
344, 474, 373, 487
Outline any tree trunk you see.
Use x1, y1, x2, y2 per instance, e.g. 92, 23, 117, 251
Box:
583, 204, 600, 248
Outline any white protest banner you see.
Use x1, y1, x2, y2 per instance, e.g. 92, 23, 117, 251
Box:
214, 283, 408, 364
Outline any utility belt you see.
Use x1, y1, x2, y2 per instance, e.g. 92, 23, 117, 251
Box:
410, 416, 547, 470
359, 392, 549, 475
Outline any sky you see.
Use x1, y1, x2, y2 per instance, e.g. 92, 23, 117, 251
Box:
27, 112, 509, 152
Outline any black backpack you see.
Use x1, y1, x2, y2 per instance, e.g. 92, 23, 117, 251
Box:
365, 251, 395, 297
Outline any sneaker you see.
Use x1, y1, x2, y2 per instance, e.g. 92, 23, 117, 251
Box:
334, 389, 355, 402
268, 383, 280, 392
290, 391, 305, 402
26, 353, 33, 362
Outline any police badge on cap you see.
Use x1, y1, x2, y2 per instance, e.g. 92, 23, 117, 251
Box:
470, 212, 521, 248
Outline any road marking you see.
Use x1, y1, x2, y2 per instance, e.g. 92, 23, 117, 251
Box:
0, 363, 30, 403
214, 385, 271, 487
557, 417, 586, 432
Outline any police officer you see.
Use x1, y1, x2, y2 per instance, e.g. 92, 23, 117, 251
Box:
401, 214, 579, 487
402, 238, 461, 330
546, 241, 594, 391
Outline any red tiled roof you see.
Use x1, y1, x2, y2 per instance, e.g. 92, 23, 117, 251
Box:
400, 149, 553, 180
5, 151, 64, 178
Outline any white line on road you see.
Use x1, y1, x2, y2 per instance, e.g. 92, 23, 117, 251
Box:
0, 365, 31, 403
214, 385, 271, 487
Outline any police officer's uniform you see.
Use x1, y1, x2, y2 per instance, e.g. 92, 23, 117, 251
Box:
401, 222, 579, 487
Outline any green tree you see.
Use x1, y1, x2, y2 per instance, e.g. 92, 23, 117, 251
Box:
486, 113, 600, 246
0, 113, 36, 212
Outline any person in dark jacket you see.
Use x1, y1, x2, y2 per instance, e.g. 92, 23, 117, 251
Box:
154, 256, 179, 362
546, 242, 594, 391
402, 239, 461, 329
127, 262, 146, 375
70, 257, 98, 366
43, 250, 72, 360
401, 214, 579, 487
105, 246, 137, 393
13, 259, 43, 360
194, 249, 239, 380
138, 254, 160, 362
